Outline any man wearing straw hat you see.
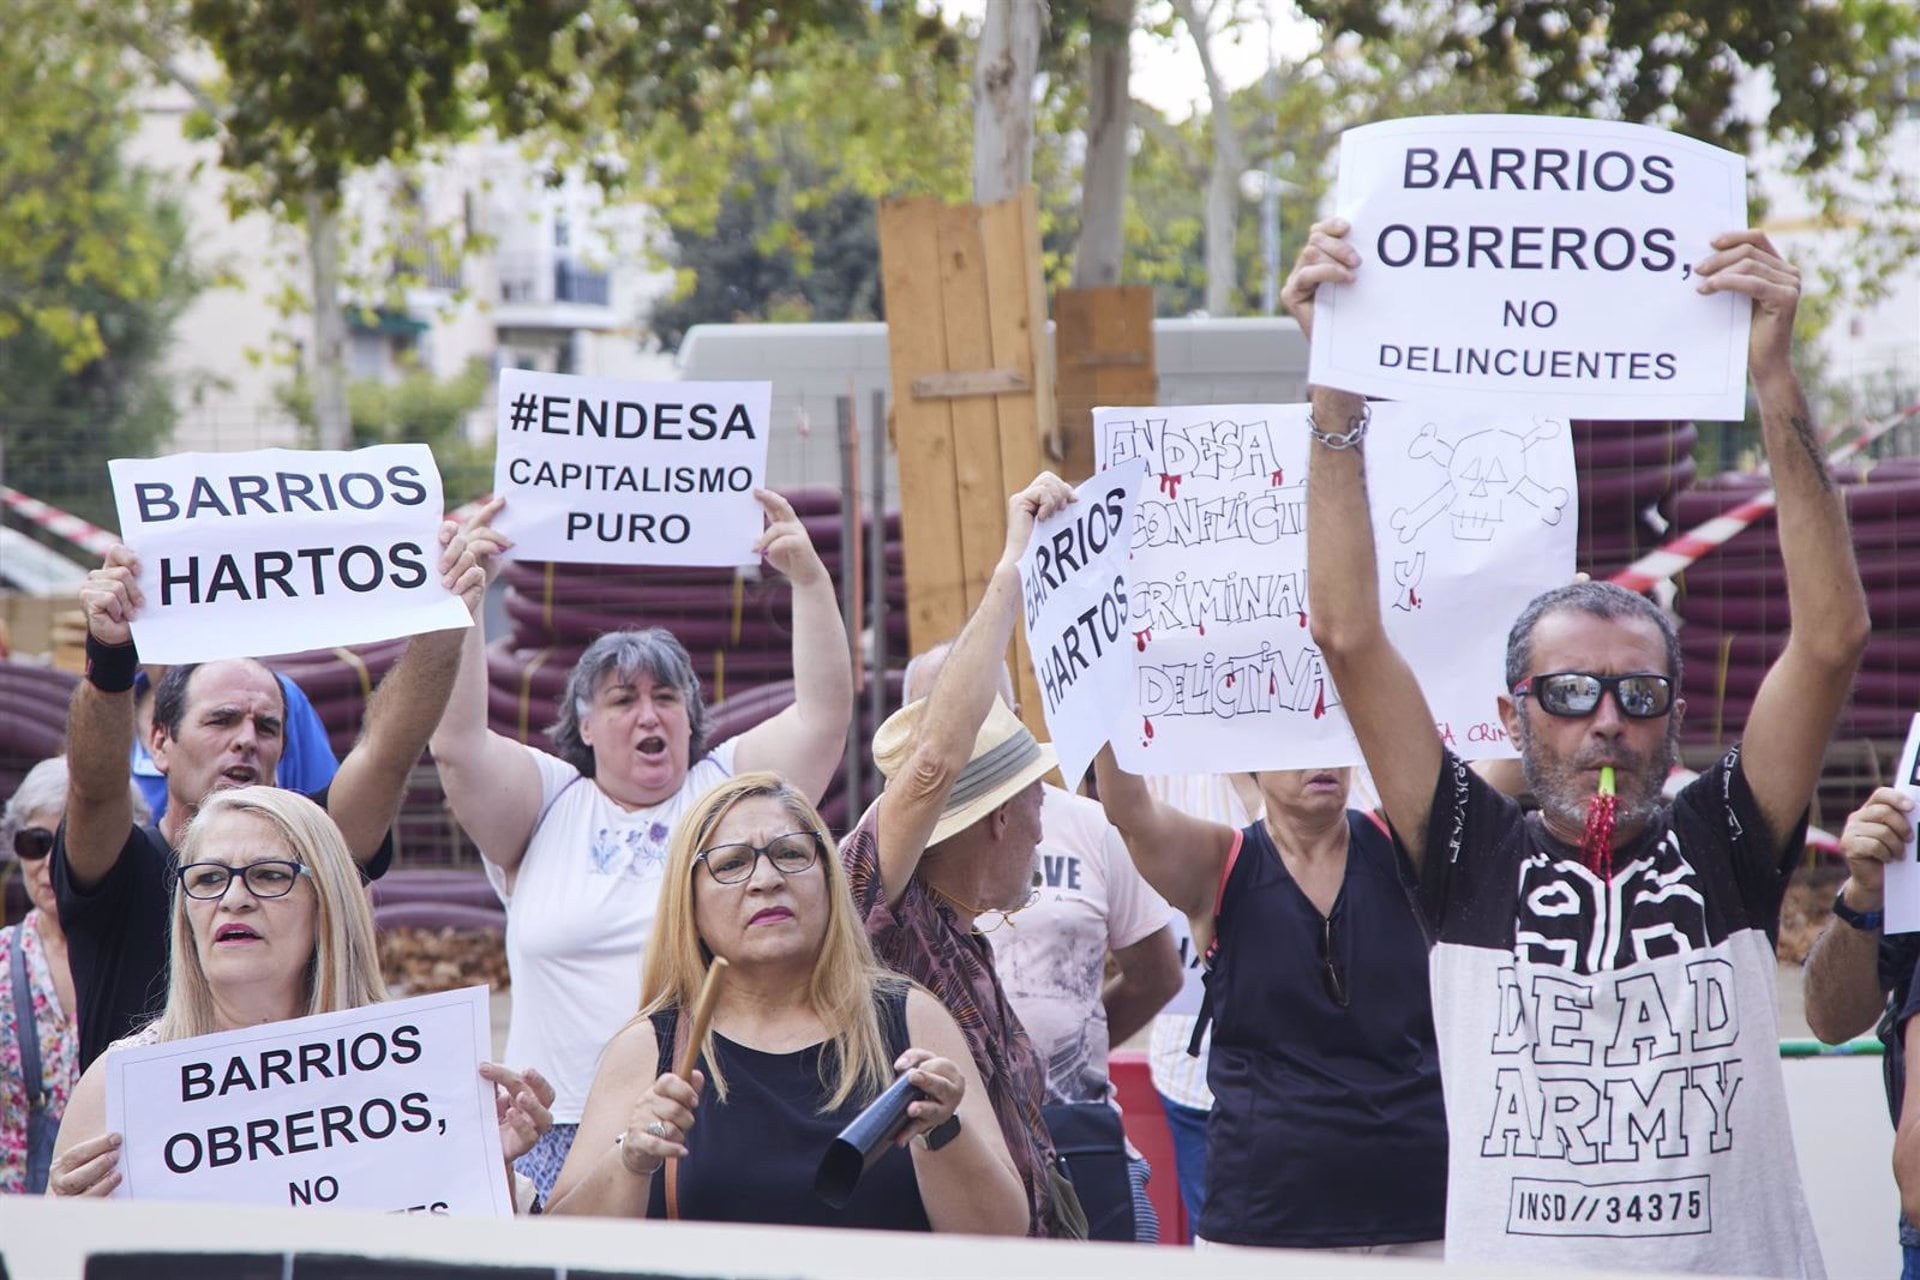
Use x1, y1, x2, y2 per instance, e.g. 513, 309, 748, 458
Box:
843, 471, 1081, 1239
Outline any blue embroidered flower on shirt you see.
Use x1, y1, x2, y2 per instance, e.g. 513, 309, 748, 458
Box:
588, 822, 672, 879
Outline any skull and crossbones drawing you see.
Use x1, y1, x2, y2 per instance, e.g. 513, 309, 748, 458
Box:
1390, 417, 1570, 543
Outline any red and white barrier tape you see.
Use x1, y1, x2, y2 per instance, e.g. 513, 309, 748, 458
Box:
1610, 399, 1920, 594
0, 485, 119, 558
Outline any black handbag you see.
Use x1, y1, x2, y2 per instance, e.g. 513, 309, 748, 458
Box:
1042, 1101, 1133, 1242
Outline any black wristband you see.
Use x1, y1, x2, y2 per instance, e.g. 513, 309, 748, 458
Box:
84, 634, 139, 693
923, 1112, 961, 1151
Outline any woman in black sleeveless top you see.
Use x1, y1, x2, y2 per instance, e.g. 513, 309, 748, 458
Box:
546, 772, 1028, 1234
1094, 749, 1447, 1253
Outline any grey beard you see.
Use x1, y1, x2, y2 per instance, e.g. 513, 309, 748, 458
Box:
1516, 712, 1679, 840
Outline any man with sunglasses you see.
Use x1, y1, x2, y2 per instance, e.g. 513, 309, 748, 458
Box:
53, 503, 505, 1072
1287, 222, 1863, 1278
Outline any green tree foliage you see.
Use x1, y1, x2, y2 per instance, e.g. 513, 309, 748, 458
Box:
0, 5, 188, 375
647, 143, 883, 351
1299, 0, 1914, 164
277, 358, 493, 495
0, 175, 197, 530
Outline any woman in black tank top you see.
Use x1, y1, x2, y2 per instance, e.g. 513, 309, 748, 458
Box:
545, 772, 1028, 1234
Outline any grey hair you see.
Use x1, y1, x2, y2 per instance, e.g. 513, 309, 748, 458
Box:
548, 629, 710, 775
1504, 582, 1683, 691
902, 639, 1016, 704
1, 757, 152, 858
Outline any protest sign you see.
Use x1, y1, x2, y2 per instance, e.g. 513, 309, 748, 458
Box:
1884, 714, 1920, 934
105, 986, 511, 1216
493, 368, 771, 567
1096, 402, 1576, 773
1016, 459, 1147, 792
1310, 115, 1750, 421
108, 445, 471, 664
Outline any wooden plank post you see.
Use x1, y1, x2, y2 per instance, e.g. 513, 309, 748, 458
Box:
879, 187, 1053, 741
1054, 285, 1157, 483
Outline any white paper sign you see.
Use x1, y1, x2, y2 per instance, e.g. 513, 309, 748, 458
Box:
1096, 402, 1577, 772
1017, 460, 1148, 793
493, 368, 772, 567
1311, 114, 1751, 421
105, 986, 510, 1216
109, 445, 471, 664
1884, 714, 1920, 934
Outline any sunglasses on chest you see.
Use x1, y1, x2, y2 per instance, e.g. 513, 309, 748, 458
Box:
1511, 672, 1674, 719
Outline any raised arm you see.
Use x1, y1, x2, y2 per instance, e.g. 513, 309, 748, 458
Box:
61, 546, 144, 891
732, 488, 854, 801
1697, 232, 1869, 851
1092, 744, 1234, 941
1804, 787, 1909, 1043
427, 499, 548, 874
1285, 220, 1444, 871
871, 473, 1076, 905
325, 503, 500, 865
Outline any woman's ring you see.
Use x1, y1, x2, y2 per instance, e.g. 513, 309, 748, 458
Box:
645, 1120, 669, 1139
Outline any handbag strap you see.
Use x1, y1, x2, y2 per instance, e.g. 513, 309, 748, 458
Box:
9, 922, 45, 1110
664, 1006, 690, 1220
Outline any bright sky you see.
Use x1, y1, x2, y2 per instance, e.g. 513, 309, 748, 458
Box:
939, 0, 1320, 121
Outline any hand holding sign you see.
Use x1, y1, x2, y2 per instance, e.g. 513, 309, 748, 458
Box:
1838, 787, 1913, 910
1279, 217, 1360, 344
48, 1130, 123, 1198
1003, 472, 1080, 569
80, 544, 145, 648
1694, 230, 1801, 386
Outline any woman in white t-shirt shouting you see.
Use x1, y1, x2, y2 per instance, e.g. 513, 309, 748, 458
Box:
428, 491, 853, 1199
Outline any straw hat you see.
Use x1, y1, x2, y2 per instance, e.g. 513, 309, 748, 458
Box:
872, 696, 1058, 848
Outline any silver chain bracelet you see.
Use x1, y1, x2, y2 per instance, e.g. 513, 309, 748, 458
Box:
1307, 401, 1371, 450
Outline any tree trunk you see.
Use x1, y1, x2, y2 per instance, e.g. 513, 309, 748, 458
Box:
304, 192, 351, 449
1072, 0, 1132, 288
973, 0, 1047, 203
1171, 0, 1243, 315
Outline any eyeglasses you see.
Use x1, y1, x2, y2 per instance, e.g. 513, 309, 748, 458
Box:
175, 860, 311, 900
1512, 672, 1674, 720
1319, 914, 1349, 1008
694, 832, 824, 885
12, 827, 53, 862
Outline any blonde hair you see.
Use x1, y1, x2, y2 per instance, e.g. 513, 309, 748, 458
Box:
639, 772, 899, 1111
154, 788, 387, 1042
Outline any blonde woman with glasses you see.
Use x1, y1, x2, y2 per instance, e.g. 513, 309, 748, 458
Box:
546, 772, 1025, 1234
46, 787, 553, 1208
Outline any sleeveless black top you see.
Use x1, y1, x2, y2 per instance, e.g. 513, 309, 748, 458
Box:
645, 983, 930, 1232
1198, 812, 1448, 1247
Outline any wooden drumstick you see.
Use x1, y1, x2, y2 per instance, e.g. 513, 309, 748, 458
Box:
675, 956, 730, 1081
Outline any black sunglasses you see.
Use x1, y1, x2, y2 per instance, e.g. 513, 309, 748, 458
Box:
12, 827, 53, 861
1512, 672, 1674, 720
1319, 914, 1349, 1008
